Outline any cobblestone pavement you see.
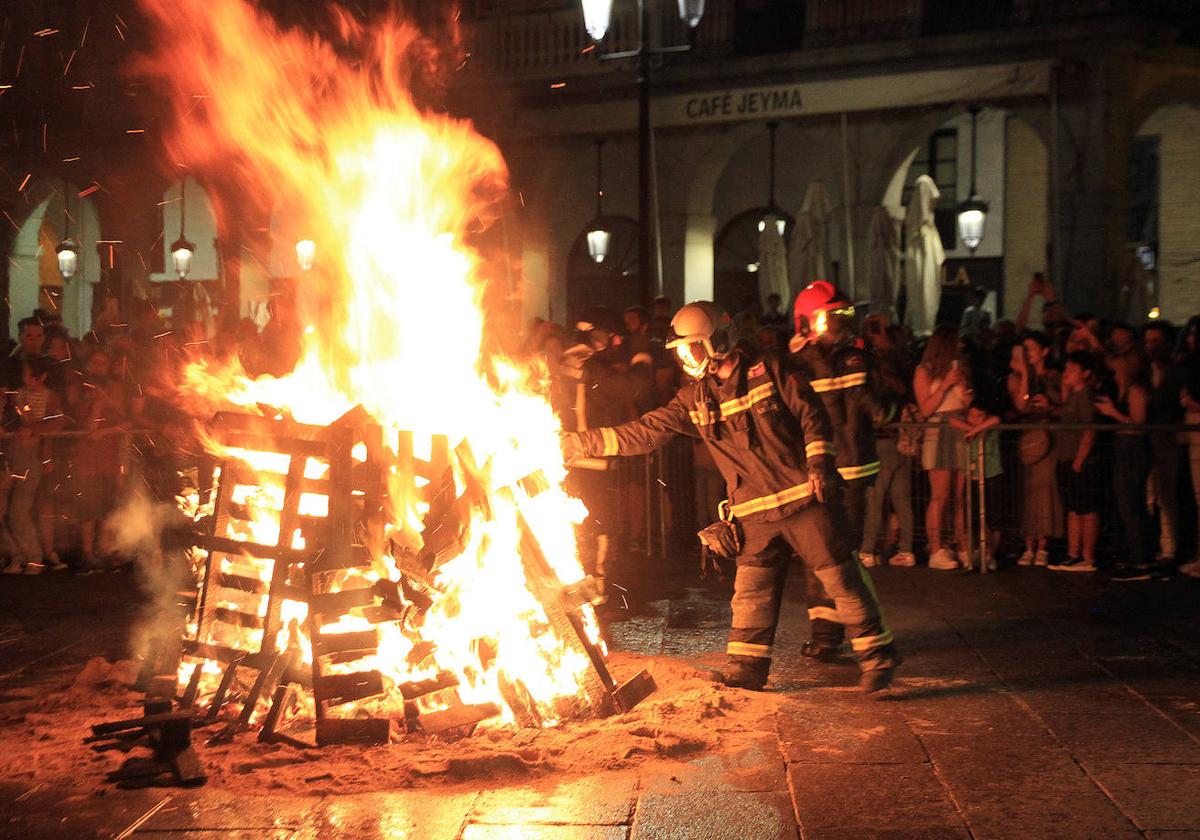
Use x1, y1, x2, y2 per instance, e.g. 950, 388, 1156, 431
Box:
1, 560, 1199, 839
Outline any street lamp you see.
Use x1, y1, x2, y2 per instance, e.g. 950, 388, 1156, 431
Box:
173, 176, 197, 279
295, 238, 316, 271
586, 139, 611, 263
582, 0, 704, 303
755, 121, 787, 237
56, 180, 79, 280
957, 105, 990, 255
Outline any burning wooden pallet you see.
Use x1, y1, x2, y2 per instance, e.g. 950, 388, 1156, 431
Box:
132, 404, 653, 751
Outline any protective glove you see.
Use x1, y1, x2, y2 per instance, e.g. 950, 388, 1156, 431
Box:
807, 454, 829, 503
560, 431, 587, 465
697, 519, 742, 559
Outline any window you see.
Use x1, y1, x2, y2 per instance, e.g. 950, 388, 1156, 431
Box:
903, 128, 958, 251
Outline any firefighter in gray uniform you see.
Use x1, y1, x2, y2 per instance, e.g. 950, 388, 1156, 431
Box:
789, 282, 896, 661
561, 302, 900, 692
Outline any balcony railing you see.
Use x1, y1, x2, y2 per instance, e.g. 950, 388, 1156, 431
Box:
461, 0, 1143, 81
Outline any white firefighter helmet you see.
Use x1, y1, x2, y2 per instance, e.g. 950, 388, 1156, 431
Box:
665, 301, 733, 379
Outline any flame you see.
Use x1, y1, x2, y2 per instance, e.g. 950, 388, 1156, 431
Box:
143, 0, 598, 728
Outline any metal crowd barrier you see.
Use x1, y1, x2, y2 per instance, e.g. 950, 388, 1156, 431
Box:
620, 422, 1200, 571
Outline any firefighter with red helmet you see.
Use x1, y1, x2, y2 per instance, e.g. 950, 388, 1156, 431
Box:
561, 302, 900, 692
789, 282, 896, 661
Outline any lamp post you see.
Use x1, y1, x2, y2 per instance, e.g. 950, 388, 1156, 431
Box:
586, 139, 611, 263
582, 0, 703, 304
957, 105, 989, 255
55, 180, 79, 280
756, 120, 786, 237
172, 176, 196, 279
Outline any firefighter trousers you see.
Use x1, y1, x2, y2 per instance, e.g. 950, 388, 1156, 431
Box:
726, 502, 894, 672
803, 478, 869, 646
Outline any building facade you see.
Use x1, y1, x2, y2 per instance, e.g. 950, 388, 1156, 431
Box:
452, 0, 1200, 327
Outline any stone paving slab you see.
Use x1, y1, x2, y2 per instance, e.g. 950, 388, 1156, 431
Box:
900, 689, 1047, 737
785, 763, 968, 838
470, 774, 638, 826
462, 826, 629, 840
1038, 712, 1200, 764
777, 700, 926, 765
919, 733, 1140, 839
139, 789, 317, 830
1083, 763, 1200, 832
630, 790, 795, 840
640, 731, 788, 794
313, 791, 478, 840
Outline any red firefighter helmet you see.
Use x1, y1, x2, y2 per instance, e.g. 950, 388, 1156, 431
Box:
793, 281, 854, 336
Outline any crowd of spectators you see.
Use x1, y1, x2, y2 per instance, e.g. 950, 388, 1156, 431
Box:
532, 274, 1200, 581
0, 300, 201, 575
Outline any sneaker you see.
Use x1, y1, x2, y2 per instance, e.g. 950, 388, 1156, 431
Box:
23, 561, 44, 575
1180, 559, 1200, 578
1017, 550, 1036, 566
928, 548, 959, 570
1034, 549, 1050, 567
858, 551, 880, 568
1048, 557, 1097, 573
888, 552, 917, 567
45, 553, 67, 571
958, 549, 975, 570
2, 560, 23, 575
1111, 564, 1153, 582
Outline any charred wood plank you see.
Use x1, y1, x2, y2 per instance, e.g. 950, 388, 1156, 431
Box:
181, 662, 204, 709
308, 587, 377, 618
313, 629, 378, 658
212, 607, 264, 630
315, 717, 390, 746
91, 711, 193, 738
397, 671, 458, 700
418, 702, 500, 735
204, 660, 242, 722
314, 670, 384, 706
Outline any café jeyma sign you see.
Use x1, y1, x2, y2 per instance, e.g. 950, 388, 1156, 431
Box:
683, 87, 804, 121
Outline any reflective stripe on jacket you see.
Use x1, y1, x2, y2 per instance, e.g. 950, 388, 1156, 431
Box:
578, 350, 834, 522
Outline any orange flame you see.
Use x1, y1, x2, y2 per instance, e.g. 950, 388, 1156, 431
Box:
142, 0, 597, 726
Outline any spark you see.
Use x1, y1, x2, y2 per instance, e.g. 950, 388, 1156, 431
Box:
63, 156, 80, 162
80, 16, 91, 47
125, 129, 145, 134
33, 28, 59, 37
17, 173, 30, 192
114, 23, 125, 42
2, 211, 19, 231
63, 49, 76, 76
70, 84, 94, 90
550, 81, 566, 89
78, 184, 100, 197
580, 44, 596, 55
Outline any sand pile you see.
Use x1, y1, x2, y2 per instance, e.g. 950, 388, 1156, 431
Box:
0, 652, 783, 796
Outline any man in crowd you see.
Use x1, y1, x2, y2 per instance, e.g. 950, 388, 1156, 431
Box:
1144, 321, 1186, 569
1, 316, 46, 388
789, 282, 893, 660
561, 302, 900, 693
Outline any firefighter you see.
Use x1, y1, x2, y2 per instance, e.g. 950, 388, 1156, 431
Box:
788, 282, 896, 661
561, 308, 657, 601
561, 302, 900, 693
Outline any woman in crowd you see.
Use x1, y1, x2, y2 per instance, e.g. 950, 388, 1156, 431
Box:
859, 319, 917, 567
1007, 331, 1062, 566
1048, 352, 1101, 571
1178, 316, 1200, 577
1095, 349, 1150, 571
913, 324, 972, 570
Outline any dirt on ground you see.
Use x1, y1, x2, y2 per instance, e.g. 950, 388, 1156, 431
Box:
0, 652, 783, 796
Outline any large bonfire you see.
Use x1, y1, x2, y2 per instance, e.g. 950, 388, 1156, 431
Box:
138, 0, 603, 729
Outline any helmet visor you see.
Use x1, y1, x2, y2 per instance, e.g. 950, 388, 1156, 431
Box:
672, 338, 712, 378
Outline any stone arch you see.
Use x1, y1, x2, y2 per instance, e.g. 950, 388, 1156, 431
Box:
7, 177, 102, 337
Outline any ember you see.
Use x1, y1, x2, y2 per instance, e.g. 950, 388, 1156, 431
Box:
116, 0, 653, 750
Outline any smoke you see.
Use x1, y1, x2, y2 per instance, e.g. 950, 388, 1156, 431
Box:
102, 487, 194, 664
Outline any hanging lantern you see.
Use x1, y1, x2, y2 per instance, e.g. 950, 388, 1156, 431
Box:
586, 227, 611, 263
580, 0, 614, 41
171, 236, 196, 280
295, 239, 316, 271
677, 0, 706, 28
957, 106, 989, 255
56, 238, 80, 280
956, 196, 989, 255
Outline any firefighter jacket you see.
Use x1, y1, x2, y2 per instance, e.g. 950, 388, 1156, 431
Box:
573, 350, 835, 523
791, 338, 895, 485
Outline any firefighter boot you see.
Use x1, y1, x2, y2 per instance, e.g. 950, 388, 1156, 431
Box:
720, 655, 770, 690
801, 639, 846, 663
858, 644, 903, 694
